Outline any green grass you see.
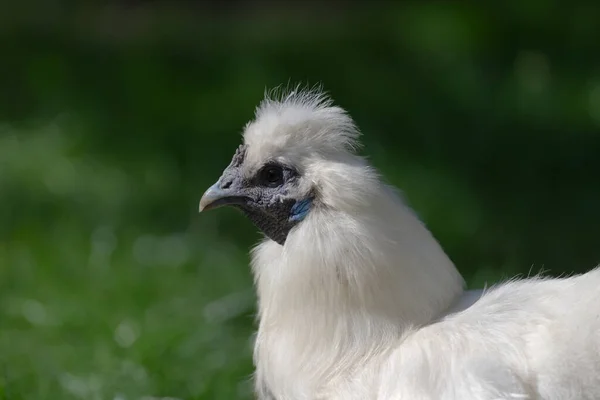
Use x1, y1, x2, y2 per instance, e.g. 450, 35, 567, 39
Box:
1, 229, 256, 399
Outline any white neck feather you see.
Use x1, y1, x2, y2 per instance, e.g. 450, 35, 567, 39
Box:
250, 156, 465, 399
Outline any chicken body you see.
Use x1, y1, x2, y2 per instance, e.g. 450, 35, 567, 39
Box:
334, 273, 600, 400
252, 233, 600, 400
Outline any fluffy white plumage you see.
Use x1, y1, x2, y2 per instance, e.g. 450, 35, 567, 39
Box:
207, 86, 600, 399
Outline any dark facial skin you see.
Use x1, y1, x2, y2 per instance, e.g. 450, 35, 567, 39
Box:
199, 145, 313, 245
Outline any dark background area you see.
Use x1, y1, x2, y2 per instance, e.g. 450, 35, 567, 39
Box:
1, 1, 599, 399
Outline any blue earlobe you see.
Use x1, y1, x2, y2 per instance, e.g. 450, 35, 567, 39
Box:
289, 198, 313, 222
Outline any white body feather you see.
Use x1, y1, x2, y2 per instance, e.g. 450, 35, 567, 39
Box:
239, 87, 600, 400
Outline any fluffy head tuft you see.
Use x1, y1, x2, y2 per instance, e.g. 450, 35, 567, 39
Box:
242, 84, 361, 166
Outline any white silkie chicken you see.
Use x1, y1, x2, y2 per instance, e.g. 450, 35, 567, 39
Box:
199, 86, 600, 400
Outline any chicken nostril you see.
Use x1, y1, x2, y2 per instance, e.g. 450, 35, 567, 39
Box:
221, 180, 232, 189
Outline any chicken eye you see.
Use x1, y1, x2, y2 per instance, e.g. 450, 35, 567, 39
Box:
260, 164, 285, 187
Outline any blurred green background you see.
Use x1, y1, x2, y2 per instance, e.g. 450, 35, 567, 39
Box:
1, 1, 600, 399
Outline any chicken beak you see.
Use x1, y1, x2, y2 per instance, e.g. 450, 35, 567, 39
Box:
199, 181, 247, 212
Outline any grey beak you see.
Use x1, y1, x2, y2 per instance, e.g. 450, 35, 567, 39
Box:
199, 181, 248, 212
